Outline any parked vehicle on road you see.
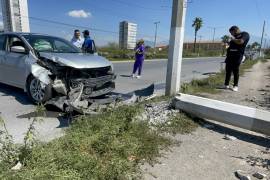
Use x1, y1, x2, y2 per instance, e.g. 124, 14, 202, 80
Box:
0, 32, 115, 105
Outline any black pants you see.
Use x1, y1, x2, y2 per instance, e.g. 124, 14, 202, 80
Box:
225, 62, 240, 86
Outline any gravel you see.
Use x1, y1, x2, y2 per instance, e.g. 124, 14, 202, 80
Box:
139, 101, 179, 126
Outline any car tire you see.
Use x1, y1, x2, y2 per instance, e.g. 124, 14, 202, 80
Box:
26, 75, 52, 104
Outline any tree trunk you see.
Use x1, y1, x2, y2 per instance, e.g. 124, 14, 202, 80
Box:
193, 31, 197, 53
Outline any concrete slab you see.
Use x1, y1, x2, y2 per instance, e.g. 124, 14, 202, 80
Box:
173, 94, 270, 136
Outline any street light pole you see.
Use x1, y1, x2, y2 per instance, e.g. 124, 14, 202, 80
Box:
259, 20, 266, 57
165, 0, 187, 96
154, 21, 160, 53
212, 28, 216, 42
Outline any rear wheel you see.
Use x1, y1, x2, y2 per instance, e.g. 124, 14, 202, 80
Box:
26, 75, 52, 104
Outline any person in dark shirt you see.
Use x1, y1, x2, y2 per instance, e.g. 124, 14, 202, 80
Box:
82, 30, 94, 54
224, 26, 250, 92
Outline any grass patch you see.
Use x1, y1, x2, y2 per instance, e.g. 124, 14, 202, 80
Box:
0, 102, 198, 179
181, 59, 260, 95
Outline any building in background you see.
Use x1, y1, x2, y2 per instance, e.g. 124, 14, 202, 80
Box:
119, 21, 137, 49
183, 41, 223, 51
1, 0, 30, 32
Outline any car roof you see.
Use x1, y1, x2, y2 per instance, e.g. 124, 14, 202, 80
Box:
0, 32, 59, 38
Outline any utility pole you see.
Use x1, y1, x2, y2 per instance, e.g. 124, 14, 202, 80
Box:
212, 28, 216, 42
165, 0, 187, 96
208, 26, 224, 42
259, 20, 266, 57
154, 21, 160, 54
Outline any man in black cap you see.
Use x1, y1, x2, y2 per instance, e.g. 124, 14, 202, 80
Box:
82, 30, 94, 53
224, 26, 250, 92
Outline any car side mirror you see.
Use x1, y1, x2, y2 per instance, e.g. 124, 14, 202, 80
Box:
11, 46, 28, 54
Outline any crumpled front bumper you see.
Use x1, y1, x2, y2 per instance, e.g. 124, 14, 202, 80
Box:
70, 74, 116, 99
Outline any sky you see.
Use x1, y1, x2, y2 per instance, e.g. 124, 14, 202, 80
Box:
0, 0, 270, 46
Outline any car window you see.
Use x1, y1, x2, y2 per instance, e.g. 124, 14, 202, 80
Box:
32, 39, 53, 52
0, 35, 6, 51
54, 40, 73, 53
23, 35, 81, 53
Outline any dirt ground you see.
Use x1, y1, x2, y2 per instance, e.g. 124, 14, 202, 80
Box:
142, 60, 270, 180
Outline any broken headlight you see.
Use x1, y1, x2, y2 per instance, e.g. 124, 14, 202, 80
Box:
108, 65, 114, 75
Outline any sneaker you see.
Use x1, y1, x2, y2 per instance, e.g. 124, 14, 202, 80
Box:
136, 75, 141, 79
232, 86, 238, 92
131, 74, 136, 78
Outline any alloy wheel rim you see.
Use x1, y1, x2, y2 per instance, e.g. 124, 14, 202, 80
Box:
30, 79, 45, 102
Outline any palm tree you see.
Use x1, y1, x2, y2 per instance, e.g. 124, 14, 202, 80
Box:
251, 42, 261, 50
221, 35, 230, 44
221, 35, 230, 56
192, 17, 203, 53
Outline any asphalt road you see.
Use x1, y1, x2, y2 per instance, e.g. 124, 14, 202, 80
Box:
0, 57, 225, 143
114, 57, 225, 94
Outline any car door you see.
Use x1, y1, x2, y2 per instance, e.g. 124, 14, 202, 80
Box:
1, 35, 29, 88
0, 34, 7, 83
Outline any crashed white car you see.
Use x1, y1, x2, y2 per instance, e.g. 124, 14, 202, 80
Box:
0, 33, 115, 108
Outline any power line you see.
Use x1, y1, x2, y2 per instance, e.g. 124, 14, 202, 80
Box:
110, 0, 167, 11
0, 14, 169, 41
254, 0, 262, 19
78, 0, 163, 25
28, 16, 119, 34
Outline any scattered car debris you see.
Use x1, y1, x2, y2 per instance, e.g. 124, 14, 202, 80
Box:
203, 124, 215, 129
45, 84, 157, 115
253, 172, 267, 179
202, 72, 218, 76
224, 135, 237, 141
235, 170, 251, 180
198, 155, 204, 159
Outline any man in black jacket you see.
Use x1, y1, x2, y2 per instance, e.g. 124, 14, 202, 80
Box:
224, 26, 250, 92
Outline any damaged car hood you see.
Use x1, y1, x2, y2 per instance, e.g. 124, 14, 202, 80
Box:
39, 52, 112, 69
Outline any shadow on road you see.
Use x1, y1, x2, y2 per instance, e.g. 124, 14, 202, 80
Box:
120, 75, 132, 78
0, 82, 32, 105
203, 120, 270, 148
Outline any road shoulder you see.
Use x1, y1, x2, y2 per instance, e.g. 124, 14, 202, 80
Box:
142, 60, 270, 180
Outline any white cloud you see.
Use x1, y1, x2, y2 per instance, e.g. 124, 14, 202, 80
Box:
68, 10, 91, 18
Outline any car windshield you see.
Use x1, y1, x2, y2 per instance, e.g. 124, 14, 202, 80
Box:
23, 35, 81, 53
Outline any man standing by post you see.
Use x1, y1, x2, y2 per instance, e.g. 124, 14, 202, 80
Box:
71, 30, 84, 48
224, 26, 250, 92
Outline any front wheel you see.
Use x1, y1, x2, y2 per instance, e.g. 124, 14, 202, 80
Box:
26, 75, 52, 104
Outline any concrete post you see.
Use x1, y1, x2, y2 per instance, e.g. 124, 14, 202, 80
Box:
173, 94, 270, 136
165, 0, 187, 96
